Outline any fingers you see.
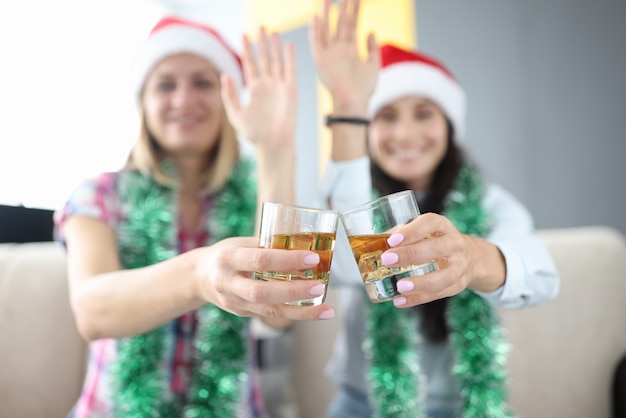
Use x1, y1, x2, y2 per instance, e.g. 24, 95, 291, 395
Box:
335, 0, 361, 42
366, 32, 380, 65
244, 27, 290, 81
241, 33, 257, 83
204, 241, 336, 320
256, 26, 272, 75
225, 246, 321, 274
335, 0, 349, 40
227, 271, 336, 320
320, 0, 331, 46
383, 235, 453, 268
229, 273, 322, 305
269, 32, 285, 78
309, 15, 323, 51
283, 41, 296, 83
213, 274, 336, 320
387, 213, 449, 247
313, 0, 362, 47
389, 266, 466, 308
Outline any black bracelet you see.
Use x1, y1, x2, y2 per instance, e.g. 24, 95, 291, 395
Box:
325, 115, 370, 127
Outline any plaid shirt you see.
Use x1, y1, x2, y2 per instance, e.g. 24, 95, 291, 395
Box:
55, 172, 265, 417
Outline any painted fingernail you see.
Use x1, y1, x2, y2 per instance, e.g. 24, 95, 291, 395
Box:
381, 252, 398, 265
387, 233, 404, 247
396, 280, 414, 292
303, 253, 320, 266
319, 309, 335, 320
393, 297, 407, 307
309, 283, 325, 296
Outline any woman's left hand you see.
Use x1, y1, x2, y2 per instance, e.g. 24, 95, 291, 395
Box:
221, 27, 298, 155
379, 213, 506, 308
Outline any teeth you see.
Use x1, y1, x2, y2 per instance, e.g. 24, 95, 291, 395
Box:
172, 117, 198, 124
391, 148, 419, 158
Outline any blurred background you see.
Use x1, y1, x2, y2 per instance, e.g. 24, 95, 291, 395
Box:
0, 0, 624, 239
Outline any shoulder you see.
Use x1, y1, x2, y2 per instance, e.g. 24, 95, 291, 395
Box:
482, 183, 536, 238
72, 172, 120, 201
54, 172, 123, 234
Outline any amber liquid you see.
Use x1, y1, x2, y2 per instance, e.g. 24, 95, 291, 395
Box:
348, 233, 438, 302
256, 232, 336, 305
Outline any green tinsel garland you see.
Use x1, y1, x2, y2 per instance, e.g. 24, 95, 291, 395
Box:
115, 158, 257, 417
366, 164, 514, 418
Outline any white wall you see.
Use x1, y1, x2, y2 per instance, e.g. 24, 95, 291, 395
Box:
416, 0, 626, 234
0, 0, 244, 211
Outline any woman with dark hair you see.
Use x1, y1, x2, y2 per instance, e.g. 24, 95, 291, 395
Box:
310, 1, 560, 417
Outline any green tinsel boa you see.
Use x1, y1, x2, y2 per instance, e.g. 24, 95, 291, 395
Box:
366, 164, 514, 418
114, 158, 257, 417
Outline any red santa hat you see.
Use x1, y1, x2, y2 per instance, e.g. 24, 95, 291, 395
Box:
368, 44, 467, 141
130, 15, 243, 99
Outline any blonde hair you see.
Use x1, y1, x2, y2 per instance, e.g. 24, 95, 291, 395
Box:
126, 105, 240, 194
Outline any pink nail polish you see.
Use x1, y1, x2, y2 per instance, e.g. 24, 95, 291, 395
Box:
387, 233, 404, 247
381, 252, 398, 265
396, 280, 414, 292
319, 309, 335, 320
303, 253, 320, 266
393, 297, 407, 307
309, 283, 325, 296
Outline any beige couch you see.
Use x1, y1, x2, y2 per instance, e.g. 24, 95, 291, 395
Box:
1, 226, 625, 418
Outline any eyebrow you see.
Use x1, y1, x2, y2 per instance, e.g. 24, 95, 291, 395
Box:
153, 69, 217, 79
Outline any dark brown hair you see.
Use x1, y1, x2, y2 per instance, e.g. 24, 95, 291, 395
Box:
371, 120, 465, 342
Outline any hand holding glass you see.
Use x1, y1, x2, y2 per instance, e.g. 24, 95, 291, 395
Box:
256, 202, 339, 306
340, 190, 438, 303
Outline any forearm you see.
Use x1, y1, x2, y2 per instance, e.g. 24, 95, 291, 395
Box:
70, 249, 204, 340
254, 148, 296, 232
256, 148, 296, 205
253, 148, 296, 329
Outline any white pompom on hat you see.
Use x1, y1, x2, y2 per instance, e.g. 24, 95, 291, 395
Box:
368, 44, 467, 141
130, 15, 244, 100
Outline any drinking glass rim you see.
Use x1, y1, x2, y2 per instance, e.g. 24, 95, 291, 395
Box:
261, 201, 340, 216
340, 190, 416, 217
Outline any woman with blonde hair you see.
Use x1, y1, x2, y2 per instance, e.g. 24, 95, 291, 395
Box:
55, 15, 334, 417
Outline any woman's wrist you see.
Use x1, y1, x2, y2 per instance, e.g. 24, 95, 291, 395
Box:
467, 237, 507, 293
331, 101, 369, 118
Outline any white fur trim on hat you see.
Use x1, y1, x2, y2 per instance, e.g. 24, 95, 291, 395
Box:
130, 17, 243, 100
368, 59, 467, 141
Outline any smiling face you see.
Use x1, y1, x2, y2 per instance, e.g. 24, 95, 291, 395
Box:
368, 96, 449, 191
141, 53, 223, 159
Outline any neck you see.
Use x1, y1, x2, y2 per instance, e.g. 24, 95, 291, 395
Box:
172, 154, 207, 193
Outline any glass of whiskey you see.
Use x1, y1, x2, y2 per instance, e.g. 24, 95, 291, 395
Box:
256, 202, 340, 306
340, 190, 438, 303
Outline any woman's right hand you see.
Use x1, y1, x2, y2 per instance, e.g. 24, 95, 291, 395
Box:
221, 27, 297, 157
193, 236, 335, 321
310, 0, 379, 114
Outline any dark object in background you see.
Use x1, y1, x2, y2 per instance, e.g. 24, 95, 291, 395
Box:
0, 205, 54, 243
614, 353, 626, 418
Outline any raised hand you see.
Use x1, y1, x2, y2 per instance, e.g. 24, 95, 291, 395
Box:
221, 27, 298, 155
310, 0, 379, 114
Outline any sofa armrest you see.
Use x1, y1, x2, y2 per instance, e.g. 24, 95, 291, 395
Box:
0, 242, 87, 418
501, 226, 626, 418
